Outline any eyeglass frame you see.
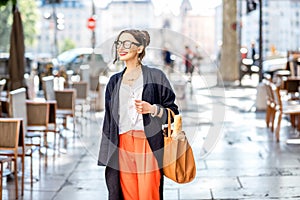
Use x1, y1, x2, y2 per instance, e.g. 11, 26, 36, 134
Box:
114, 40, 141, 49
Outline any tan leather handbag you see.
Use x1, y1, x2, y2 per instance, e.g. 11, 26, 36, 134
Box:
163, 108, 196, 183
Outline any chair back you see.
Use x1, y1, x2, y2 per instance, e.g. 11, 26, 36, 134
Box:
285, 79, 299, 93
42, 76, 55, 100
0, 118, 24, 199
72, 81, 88, 100
0, 79, 6, 95
55, 89, 76, 110
263, 79, 275, 105
26, 102, 50, 127
9, 88, 27, 131
80, 65, 90, 86
0, 118, 21, 150
270, 82, 283, 111
289, 61, 296, 77
90, 76, 99, 91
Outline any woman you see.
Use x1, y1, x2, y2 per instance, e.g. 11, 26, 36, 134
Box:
184, 46, 194, 81
98, 29, 179, 200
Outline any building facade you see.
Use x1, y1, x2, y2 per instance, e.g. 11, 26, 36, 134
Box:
242, 0, 300, 58
214, 0, 300, 60
37, 0, 217, 64
37, 0, 94, 57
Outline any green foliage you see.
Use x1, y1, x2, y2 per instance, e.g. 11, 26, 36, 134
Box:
0, 2, 12, 52
60, 38, 76, 54
19, 0, 39, 48
0, 0, 38, 52
0, 0, 11, 7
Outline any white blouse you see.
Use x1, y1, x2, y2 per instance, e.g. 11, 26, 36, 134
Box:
118, 74, 144, 134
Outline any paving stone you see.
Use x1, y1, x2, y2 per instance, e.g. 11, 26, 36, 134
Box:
212, 186, 300, 199
2, 189, 55, 200
53, 185, 107, 200
239, 176, 300, 188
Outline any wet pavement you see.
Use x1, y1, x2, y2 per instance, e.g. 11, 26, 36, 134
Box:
2, 71, 300, 200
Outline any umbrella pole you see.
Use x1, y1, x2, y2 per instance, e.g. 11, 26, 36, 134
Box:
12, 0, 17, 11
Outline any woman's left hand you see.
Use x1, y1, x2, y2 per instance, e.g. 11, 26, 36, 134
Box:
134, 100, 155, 114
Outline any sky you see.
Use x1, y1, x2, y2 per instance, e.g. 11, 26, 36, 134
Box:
95, 0, 222, 15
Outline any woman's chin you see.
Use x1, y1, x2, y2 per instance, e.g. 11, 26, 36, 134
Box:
119, 58, 126, 61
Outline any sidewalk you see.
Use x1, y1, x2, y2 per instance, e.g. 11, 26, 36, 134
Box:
2, 72, 300, 200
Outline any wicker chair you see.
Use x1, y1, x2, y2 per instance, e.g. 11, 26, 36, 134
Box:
55, 89, 76, 136
26, 101, 50, 147
270, 82, 300, 141
89, 75, 100, 111
263, 79, 276, 131
0, 118, 23, 199
72, 81, 88, 117
42, 76, 55, 101
0, 156, 12, 200
0, 79, 6, 96
8, 88, 44, 185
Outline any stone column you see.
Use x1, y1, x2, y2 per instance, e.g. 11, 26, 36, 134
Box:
219, 0, 239, 83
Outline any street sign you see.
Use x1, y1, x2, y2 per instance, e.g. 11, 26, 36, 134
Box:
87, 17, 96, 31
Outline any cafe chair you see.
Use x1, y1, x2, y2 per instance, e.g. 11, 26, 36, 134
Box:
55, 89, 76, 136
89, 75, 100, 111
270, 82, 300, 142
9, 88, 45, 185
72, 81, 88, 118
0, 118, 23, 199
42, 76, 55, 101
9, 88, 42, 152
45, 101, 61, 155
0, 79, 6, 96
26, 101, 50, 149
0, 79, 8, 117
263, 79, 276, 132
0, 156, 12, 200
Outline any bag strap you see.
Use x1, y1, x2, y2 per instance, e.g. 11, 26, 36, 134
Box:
166, 108, 175, 137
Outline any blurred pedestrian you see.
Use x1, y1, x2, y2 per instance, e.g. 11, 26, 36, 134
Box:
184, 45, 194, 81
162, 47, 173, 75
192, 45, 203, 74
251, 42, 256, 62
97, 29, 179, 200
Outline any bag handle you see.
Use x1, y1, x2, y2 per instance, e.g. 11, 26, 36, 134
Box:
166, 108, 175, 138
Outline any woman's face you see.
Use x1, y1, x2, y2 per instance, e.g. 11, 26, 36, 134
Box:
116, 32, 143, 62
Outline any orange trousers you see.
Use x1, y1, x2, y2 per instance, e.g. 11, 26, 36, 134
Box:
119, 130, 161, 200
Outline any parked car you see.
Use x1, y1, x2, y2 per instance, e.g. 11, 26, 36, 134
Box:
52, 48, 108, 75
262, 57, 287, 73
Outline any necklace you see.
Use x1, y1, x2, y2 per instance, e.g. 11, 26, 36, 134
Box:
123, 65, 142, 83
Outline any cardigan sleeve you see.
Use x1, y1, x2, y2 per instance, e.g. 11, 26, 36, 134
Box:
98, 78, 112, 166
152, 69, 179, 124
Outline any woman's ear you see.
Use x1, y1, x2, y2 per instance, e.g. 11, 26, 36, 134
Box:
137, 46, 144, 54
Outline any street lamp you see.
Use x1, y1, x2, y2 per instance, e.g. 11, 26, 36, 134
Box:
89, 0, 96, 49
45, 0, 63, 57
56, 13, 65, 31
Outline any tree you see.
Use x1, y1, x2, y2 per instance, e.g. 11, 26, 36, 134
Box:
0, 4, 12, 52
19, 0, 39, 49
60, 38, 76, 54
0, 0, 38, 52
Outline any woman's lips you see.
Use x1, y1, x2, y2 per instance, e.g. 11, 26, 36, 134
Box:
119, 52, 128, 56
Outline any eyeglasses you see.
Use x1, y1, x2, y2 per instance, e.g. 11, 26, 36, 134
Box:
114, 40, 141, 49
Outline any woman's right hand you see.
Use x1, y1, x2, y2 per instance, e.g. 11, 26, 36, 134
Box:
134, 100, 155, 114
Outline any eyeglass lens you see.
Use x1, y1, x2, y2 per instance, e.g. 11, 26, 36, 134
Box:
115, 40, 136, 49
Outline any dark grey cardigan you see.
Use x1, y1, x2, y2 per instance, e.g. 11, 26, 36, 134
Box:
98, 65, 179, 200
